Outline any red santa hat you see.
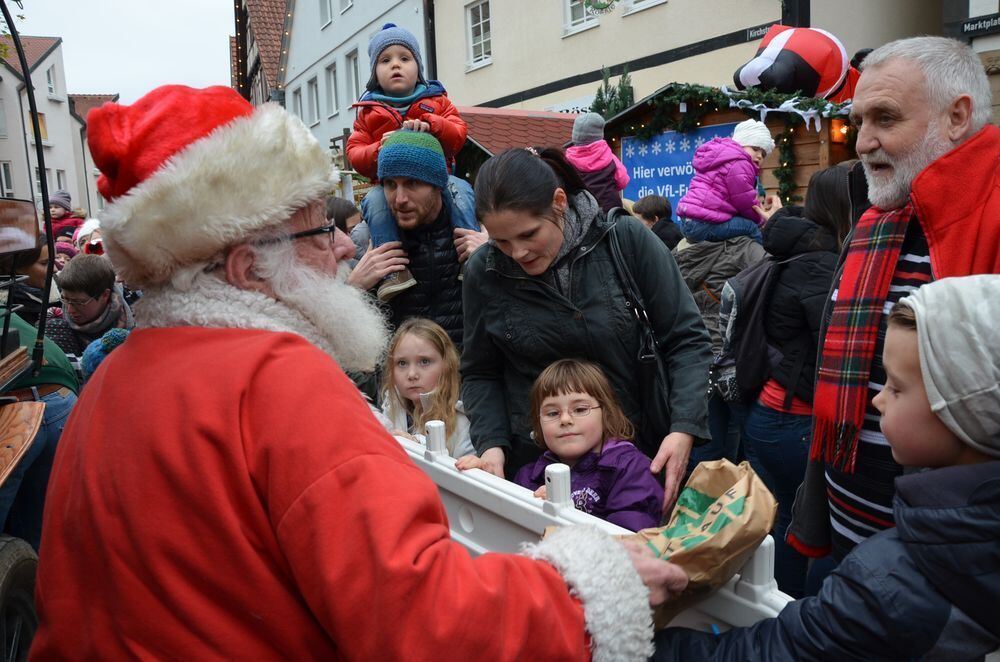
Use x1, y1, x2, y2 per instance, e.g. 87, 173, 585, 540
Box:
87, 85, 335, 288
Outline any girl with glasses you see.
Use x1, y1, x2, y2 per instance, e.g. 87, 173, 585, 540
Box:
514, 359, 664, 531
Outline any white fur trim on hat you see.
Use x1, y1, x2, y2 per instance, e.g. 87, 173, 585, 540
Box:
522, 525, 654, 661
100, 103, 336, 288
732, 119, 776, 155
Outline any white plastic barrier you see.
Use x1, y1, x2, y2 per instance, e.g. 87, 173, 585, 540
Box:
400, 426, 792, 630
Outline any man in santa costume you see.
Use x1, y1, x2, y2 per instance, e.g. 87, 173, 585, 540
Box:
32, 85, 686, 660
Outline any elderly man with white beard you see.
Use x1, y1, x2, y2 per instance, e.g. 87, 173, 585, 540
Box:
785, 36, 1000, 568
31, 85, 687, 661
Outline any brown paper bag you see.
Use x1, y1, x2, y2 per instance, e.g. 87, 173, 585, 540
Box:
626, 459, 777, 628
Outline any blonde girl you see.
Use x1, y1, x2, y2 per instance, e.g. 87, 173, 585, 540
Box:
381, 318, 474, 458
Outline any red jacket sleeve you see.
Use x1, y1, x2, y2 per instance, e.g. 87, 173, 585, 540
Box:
347, 110, 382, 180
422, 97, 468, 162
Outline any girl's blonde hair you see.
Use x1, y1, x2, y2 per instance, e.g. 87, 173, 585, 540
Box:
529, 359, 633, 448
381, 318, 461, 450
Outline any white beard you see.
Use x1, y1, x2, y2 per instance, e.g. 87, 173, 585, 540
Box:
135, 251, 389, 373
255, 244, 389, 373
862, 121, 954, 210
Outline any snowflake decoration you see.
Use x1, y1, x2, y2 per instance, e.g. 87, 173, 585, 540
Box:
638, 144, 648, 157
679, 137, 691, 152
651, 141, 662, 155
625, 143, 636, 159
694, 137, 706, 149
665, 140, 676, 154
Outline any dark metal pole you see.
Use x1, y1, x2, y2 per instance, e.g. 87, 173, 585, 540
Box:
1, 0, 55, 373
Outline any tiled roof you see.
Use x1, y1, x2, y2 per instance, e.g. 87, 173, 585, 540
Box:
230, 36, 238, 89
68, 94, 120, 124
0, 35, 60, 78
459, 106, 578, 155
244, 0, 286, 88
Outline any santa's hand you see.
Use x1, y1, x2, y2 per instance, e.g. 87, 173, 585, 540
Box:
622, 540, 689, 607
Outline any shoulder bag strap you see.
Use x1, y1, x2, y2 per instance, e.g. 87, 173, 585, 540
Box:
607, 217, 659, 361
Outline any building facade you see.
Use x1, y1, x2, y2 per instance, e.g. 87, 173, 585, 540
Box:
0, 36, 108, 216
944, 0, 1000, 122
432, 0, 942, 112
281, 0, 430, 157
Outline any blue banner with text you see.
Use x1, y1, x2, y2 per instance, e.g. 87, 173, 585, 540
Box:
622, 122, 737, 215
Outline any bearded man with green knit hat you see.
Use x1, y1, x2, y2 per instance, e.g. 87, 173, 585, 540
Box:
351, 130, 482, 347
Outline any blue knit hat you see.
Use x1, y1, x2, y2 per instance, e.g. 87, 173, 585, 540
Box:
377, 130, 448, 189
367, 23, 426, 92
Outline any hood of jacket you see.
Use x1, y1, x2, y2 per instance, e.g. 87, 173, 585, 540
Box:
691, 137, 751, 172
894, 461, 1000, 636
763, 207, 840, 259
565, 140, 615, 173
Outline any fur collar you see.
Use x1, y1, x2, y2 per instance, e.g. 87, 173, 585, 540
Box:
134, 275, 339, 359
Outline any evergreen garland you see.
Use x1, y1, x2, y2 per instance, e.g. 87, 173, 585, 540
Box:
620, 83, 851, 203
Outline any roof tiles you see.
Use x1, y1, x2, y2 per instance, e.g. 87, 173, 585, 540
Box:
0, 35, 60, 78
459, 106, 578, 155
244, 0, 286, 87
69, 94, 120, 124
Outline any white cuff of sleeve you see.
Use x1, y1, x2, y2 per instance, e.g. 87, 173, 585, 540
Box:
522, 525, 653, 661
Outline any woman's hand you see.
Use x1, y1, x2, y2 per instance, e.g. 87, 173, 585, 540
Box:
650, 432, 694, 515
457, 447, 506, 478
453, 227, 489, 263
621, 540, 689, 607
532, 485, 547, 500
347, 241, 409, 291
753, 194, 783, 222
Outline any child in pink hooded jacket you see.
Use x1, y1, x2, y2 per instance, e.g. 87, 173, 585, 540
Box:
676, 119, 775, 244
565, 113, 629, 212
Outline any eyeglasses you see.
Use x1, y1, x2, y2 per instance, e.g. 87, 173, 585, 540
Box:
62, 294, 97, 308
257, 223, 338, 245
539, 404, 601, 422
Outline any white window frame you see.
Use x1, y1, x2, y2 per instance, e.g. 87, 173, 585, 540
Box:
45, 168, 53, 191
563, 0, 598, 37
465, 0, 492, 70
0, 162, 14, 197
306, 77, 320, 125
46, 65, 56, 95
622, 0, 669, 16
56, 169, 66, 191
325, 63, 340, 117
34, 167, 41, 194
340, 0, 353, 13
319, 0, 331, 27
347, 50, 361, 102
291, 87, 304, 119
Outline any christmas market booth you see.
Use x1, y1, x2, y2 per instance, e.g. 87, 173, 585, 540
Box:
603, 83, 856, 214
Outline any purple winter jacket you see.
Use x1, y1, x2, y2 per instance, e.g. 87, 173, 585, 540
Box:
514, 439, 664, 531
676, 137, 763, 225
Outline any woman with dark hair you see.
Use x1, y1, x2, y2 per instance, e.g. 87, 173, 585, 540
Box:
0, 241, 58, 325
457, 147, 712, 511
741, 165, 851, 598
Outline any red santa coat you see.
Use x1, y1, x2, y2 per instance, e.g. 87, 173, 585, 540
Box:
34, 327, 641, 660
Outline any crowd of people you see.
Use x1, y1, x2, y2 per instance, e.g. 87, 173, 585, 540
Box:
0, 25, 994, 659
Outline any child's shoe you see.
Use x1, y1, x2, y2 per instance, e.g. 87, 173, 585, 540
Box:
377, 268, 417, 301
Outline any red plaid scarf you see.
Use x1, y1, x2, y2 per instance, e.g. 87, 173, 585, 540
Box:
810, 203, 915, 472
